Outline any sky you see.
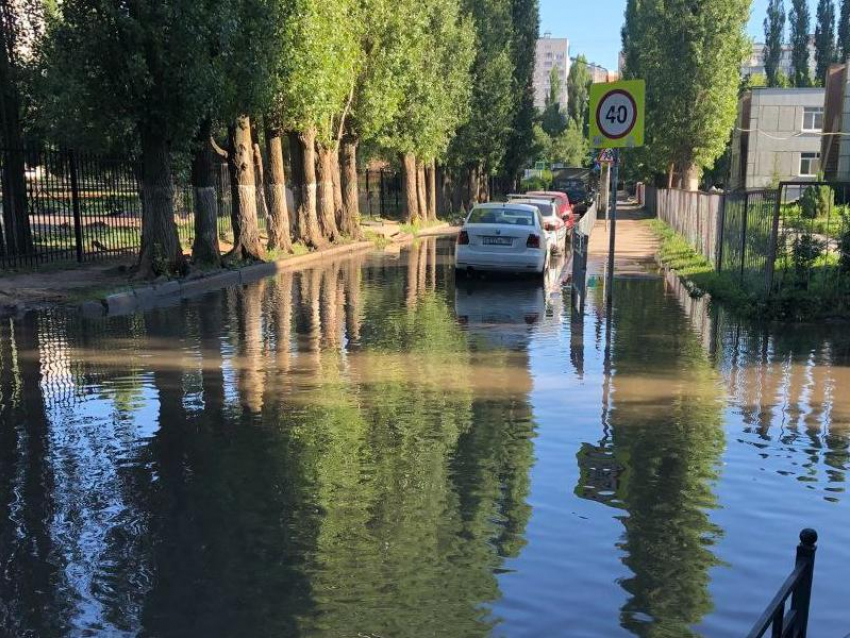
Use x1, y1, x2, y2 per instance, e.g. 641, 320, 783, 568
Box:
540, 0, 796, 72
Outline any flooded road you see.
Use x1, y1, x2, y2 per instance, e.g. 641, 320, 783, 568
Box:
2, 237, 849, 637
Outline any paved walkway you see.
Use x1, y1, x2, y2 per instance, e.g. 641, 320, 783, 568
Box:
587, 201, 659, 276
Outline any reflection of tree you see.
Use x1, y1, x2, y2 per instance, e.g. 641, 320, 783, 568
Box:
0, 317, 66, 636
293, 258, 537, 637
577, 279, 725, 637
236, 280, 266, 413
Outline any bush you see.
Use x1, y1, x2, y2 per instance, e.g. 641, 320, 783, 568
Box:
520, 169, 553, 192
839, 213, 850, 272
791, 233, 825, 284
800, 183, 834, 219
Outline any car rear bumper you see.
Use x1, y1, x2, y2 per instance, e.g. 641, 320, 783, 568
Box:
455, 247, 546, 273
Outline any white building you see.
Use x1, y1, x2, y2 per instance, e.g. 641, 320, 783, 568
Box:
534, 34, 570, 110
729, 87, 825, 190
742, 39, 816, 80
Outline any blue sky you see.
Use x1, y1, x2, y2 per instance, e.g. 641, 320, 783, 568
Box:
541, 0, 793, 71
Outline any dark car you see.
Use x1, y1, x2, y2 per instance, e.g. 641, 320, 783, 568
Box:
556, 179, 594, 215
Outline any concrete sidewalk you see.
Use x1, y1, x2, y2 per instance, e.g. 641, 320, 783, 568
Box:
587, 201, 659, 276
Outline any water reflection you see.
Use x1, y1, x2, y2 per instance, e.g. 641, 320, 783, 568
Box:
2, 239, 850, 636
0, 238, 539, 637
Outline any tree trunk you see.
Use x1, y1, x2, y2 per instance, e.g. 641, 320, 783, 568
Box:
464, 165, 480, 212
295, 128, 325, 248
253, 141, 268, 234
227, 125, 241, 243
426, 160, 437, 221
251, 122, 268, 226
339, 135, 362, 238
402, 152, 419, 223
683, 163, 700, 191
138, 127, 185, 277
315, 143, 340, 241
416, 160, 428, 223
264, 123, 292, 252
225, 116, 265, 262
0, 20, 31, 256
191, 120, 220, 267
667, 163, 676, 189
331, 150, 344, 228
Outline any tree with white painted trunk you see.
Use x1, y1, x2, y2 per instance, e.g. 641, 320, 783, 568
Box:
378, 0, 474, 222
272, 0, 360, 246
264, 120, 293, 252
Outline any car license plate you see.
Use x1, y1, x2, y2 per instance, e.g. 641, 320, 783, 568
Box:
483, 236, 513, 246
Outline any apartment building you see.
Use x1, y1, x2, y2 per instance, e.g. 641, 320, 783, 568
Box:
533, 34, 570, 110
741, 39, 816, 80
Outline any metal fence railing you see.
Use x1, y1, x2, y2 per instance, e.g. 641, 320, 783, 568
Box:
717, 188, 778, 294
0, 148, 408, 270
747, 529, 818, 638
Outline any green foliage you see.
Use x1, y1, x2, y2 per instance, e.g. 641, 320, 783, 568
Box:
380, 0, 475, 160
815, 0, 837, 85
839, 212, 850, 271
621, 0, 750, 180
274, 0, 362, 144
840, 0, 850, 61
550, 118, 588, 167
346, 0, 419, 143
763, 0, 786, 87
790, 0, 813, 87
567, 54, 591, 132
502, 0, 540, 181
448, 0, 516, 171
38, 0, 230, 153
792, 233, 825, 280
800, 182, 834, 218
539, 66, 568, 138
521, 169, 553, 191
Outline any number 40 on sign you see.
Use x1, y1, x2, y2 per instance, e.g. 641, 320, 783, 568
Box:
589, 79, 645, 149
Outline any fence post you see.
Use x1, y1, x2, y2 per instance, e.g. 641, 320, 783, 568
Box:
764, 185, 783, 297
791, 529, 818, 638
739, 193, 749, 285
716, 194, 726, 272
68, 150, 84, 263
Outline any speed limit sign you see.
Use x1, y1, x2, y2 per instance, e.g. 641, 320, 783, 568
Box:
589, 79, 645, 149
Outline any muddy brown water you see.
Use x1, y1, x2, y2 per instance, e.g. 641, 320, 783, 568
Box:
1, 237, 849, 637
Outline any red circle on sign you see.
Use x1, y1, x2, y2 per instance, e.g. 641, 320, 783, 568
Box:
595, 89, 637, 140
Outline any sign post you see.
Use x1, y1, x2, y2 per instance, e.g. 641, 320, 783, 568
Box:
589, 79, 645, 308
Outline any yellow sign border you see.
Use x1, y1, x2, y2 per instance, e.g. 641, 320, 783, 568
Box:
589, 79, 645, 149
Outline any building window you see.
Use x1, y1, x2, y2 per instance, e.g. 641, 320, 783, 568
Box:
802, 107, 823, 132
800, 152, 820, 176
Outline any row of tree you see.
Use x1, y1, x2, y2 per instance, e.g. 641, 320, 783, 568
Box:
620, 0, 750, 189
1, 0, 541, 276
763, 0, 850, 87
530, 57, 591, 170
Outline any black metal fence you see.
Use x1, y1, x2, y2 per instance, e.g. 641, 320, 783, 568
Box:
0, 148, 413, 271
747, 529, 818, 638
650, 182, 850, 304
0, 148, 143, 268
717, 188, 778, 294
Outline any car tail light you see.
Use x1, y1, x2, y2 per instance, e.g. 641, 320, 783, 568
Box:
526, 234, 541, 248
457, 230, 469, 245
544, 222, 556, 232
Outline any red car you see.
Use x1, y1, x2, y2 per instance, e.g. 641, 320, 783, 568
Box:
527, 190, 575, 229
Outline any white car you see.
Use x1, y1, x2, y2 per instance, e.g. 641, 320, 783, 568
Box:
508, 197, 567, 254
455, 203, 549, 277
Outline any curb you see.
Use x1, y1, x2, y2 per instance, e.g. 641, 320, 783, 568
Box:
88, 240, 375, 317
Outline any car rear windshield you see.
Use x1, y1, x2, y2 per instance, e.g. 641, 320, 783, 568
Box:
513, 201, 556, 217
467, 208, 538, 226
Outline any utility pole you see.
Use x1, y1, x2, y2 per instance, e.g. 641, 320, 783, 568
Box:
605, 149, 619, 308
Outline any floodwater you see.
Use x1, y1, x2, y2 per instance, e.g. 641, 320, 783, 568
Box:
2, 237, 850, 637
